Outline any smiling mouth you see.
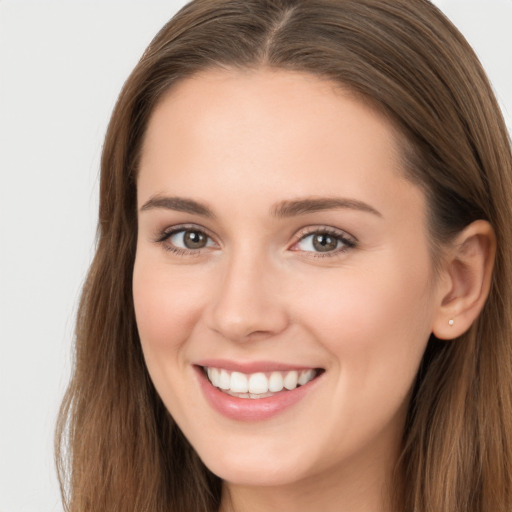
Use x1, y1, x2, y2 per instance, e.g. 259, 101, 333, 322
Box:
202, 366, 323, 399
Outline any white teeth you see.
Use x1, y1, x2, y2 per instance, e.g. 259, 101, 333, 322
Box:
207, 367, 219, 387
218, 369, 230, 390
298, 369, 315, 386
205, 366, 318, 398
230, 371, 249, 393
248, 372, 269, 394
268, 371, 284, 392
283, 370, 298, 390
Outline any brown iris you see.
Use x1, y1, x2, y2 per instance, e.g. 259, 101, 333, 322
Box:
312, 233, 338, 252
183, 230, 208, 249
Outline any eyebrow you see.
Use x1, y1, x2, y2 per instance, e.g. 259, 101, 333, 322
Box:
271, 197, 382, 218
140, 195, 215, 217
139, 195, 382, 219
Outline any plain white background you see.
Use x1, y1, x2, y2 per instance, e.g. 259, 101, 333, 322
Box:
0, 1, 511, 511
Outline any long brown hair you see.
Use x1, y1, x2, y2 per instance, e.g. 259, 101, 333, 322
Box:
56, 1, 512, 510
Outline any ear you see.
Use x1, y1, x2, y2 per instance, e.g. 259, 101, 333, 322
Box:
432, 220, 496, 340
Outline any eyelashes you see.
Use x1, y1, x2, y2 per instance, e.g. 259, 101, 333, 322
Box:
155, 224, 217, 256
155, 224, 357, 258
290, 227, 356, 256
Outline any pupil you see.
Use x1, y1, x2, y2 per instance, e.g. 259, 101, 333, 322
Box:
184, 230, 206, 249
313, 234, 337, 252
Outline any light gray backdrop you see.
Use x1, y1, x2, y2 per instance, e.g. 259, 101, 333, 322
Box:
1, 1, 511, 511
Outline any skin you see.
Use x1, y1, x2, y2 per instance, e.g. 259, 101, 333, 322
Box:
132, 68, 481, 512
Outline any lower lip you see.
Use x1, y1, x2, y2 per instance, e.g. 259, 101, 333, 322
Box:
195, 366, 322, 422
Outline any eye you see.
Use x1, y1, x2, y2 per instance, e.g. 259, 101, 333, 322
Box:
291, 228, 356, 255
170, 229, 210, 249
157, 226, 217, 254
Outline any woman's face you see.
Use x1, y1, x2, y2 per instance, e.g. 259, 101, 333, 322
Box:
133, 69, 443, 492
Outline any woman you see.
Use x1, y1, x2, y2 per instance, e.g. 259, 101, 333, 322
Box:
55, 0, 512, 511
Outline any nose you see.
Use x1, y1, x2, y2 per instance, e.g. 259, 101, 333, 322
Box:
205, 248, 290, 342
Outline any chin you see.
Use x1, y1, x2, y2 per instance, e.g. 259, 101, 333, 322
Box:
205, 457, 306, 487
193, 437, 315, 487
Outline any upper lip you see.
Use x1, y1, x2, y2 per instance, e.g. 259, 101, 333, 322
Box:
195, 359, 322, 374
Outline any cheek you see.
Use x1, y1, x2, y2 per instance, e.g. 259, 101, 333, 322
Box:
132, 252, 215, 422
293, 251, 435, 381
295, 261, 434, 446
132, 253, 207, 356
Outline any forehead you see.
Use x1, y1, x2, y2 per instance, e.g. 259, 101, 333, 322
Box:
137, 67, 420, 221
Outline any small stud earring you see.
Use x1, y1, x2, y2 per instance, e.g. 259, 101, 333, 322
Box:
448, 319, 454, 326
